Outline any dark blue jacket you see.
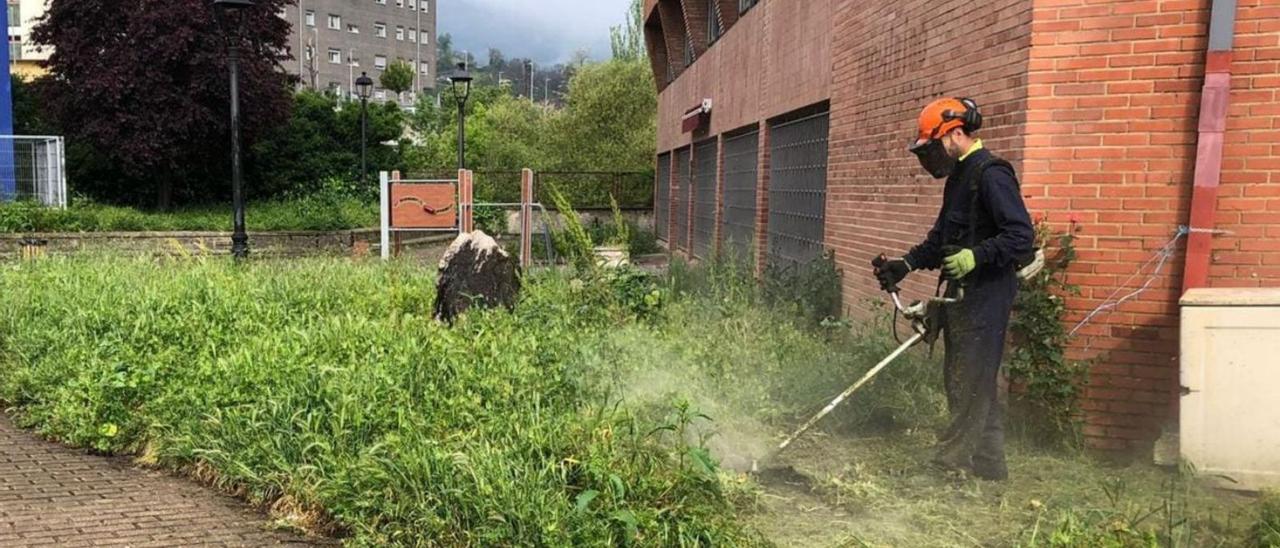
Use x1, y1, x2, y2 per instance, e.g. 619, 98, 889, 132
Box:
904, 148, 1034, 280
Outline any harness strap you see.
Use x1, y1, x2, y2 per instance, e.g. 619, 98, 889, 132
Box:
965, 155, 1016, 250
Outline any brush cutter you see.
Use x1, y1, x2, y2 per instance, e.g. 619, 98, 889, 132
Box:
750, 256, 964, 474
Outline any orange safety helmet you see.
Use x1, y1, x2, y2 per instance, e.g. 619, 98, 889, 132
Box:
910, 97, 983, 151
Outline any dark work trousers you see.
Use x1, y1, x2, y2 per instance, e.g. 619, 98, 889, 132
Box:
934, 270, 1018, 476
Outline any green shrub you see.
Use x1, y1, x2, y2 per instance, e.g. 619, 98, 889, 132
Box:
1008, 219, 1088, 448
1251, 491, 1280, 548
547, 187, 596, 271
0, 193, 378, 233
627, 223, 660, 255
762, 251, 845, 328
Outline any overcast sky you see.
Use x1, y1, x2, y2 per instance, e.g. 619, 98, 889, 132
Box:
440, 0, 634, 65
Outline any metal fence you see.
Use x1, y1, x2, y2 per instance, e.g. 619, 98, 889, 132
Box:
0, 136, 67, 207
691, 138, 718, 258
672, 147, 691, 251
410, 170, 653, 210
767, 111, 829, 267
655, 152, 671, 241
721, 130, 759, 260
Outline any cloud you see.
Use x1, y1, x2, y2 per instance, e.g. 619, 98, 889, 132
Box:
440, 0, 632, 65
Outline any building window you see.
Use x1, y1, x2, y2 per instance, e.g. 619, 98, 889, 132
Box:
327, 14, 340, 30
304, 10, 315, 26
420, 62, 430, 75
407, 28, 417, 42
396, 26, 404, 40
375, 55, 387, 69
7, 1, 20, 27
347, 23, 359, 34
420, 32, 430, 45
708, 0, 721, 43
396, 0, 403, 7
420, 0, 429, 12
767, 110, 830, 266
691, 138, 718, 258
739, 0, 758, 13
683, 35, 694, 66
375, 23, 387, 38
328, 49, 341, 64
376, 0, 386, 4
304, 45, 314, 60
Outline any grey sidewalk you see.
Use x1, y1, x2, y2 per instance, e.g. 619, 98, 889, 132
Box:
1, 414, 329, 547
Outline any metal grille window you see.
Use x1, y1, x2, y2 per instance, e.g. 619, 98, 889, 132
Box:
708, 0, 722, 43
655, 152, 671, 242
767, 111, 829, 267
721, 130, 758, 260
673, 147, 692, 251
691, 139, 718, 258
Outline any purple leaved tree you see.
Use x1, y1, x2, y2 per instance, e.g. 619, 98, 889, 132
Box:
33, 0, 295, 208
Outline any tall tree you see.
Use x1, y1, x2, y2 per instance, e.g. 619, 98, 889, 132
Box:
33, 0, 294, 208
551, 59, 655, 172
251, 90, 406, 198
436, 32, 455, 77
381, 60, 415, 96
610, 0, 645, 61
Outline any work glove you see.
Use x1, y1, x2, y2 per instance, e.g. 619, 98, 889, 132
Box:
872, 255, 911, 292
943, 248, 976, 279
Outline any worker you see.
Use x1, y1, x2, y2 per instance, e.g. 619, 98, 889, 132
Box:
872, 97, 1034, 481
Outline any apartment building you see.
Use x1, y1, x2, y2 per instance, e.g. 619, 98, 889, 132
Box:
645, 0, 1280, 453
7, 0, 50, 80
284, 0, 437, 105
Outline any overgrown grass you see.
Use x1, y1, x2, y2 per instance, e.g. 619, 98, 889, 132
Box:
0, 196, 377, 233
0, 257, 766, 545
0, 256, 1267, 546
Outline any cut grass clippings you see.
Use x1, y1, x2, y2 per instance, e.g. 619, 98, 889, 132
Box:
742, 431, 1259, 547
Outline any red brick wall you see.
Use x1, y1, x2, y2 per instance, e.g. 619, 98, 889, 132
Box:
646, 0, 1280, 452
1023, 0, 1280, 451
654, 0, 832, 152
1213, 2, 1280, 286
826, 0, 1034, 308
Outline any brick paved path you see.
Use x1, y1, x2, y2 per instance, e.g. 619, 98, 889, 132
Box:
1, 414, 330, 547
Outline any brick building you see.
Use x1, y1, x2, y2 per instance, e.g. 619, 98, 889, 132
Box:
282, 0, 436, 106
644, 0, 1280, 451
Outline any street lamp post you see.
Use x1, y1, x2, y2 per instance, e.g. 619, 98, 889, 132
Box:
213, 0, 253, 261
355, 72, 373, 187
448, 62, 473, 170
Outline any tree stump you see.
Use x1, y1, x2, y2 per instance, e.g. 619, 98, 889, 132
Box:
432, 231, 521, 323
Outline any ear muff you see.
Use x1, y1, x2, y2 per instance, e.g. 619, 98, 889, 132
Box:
942, 97, 984, 133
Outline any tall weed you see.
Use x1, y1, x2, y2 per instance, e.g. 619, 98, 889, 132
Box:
0, 257, 757, 546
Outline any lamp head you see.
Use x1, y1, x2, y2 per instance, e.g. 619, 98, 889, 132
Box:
355, 72, 374, 100
448, 62, 473, 103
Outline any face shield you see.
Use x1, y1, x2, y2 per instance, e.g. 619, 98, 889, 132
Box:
909, 136, 957, 179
